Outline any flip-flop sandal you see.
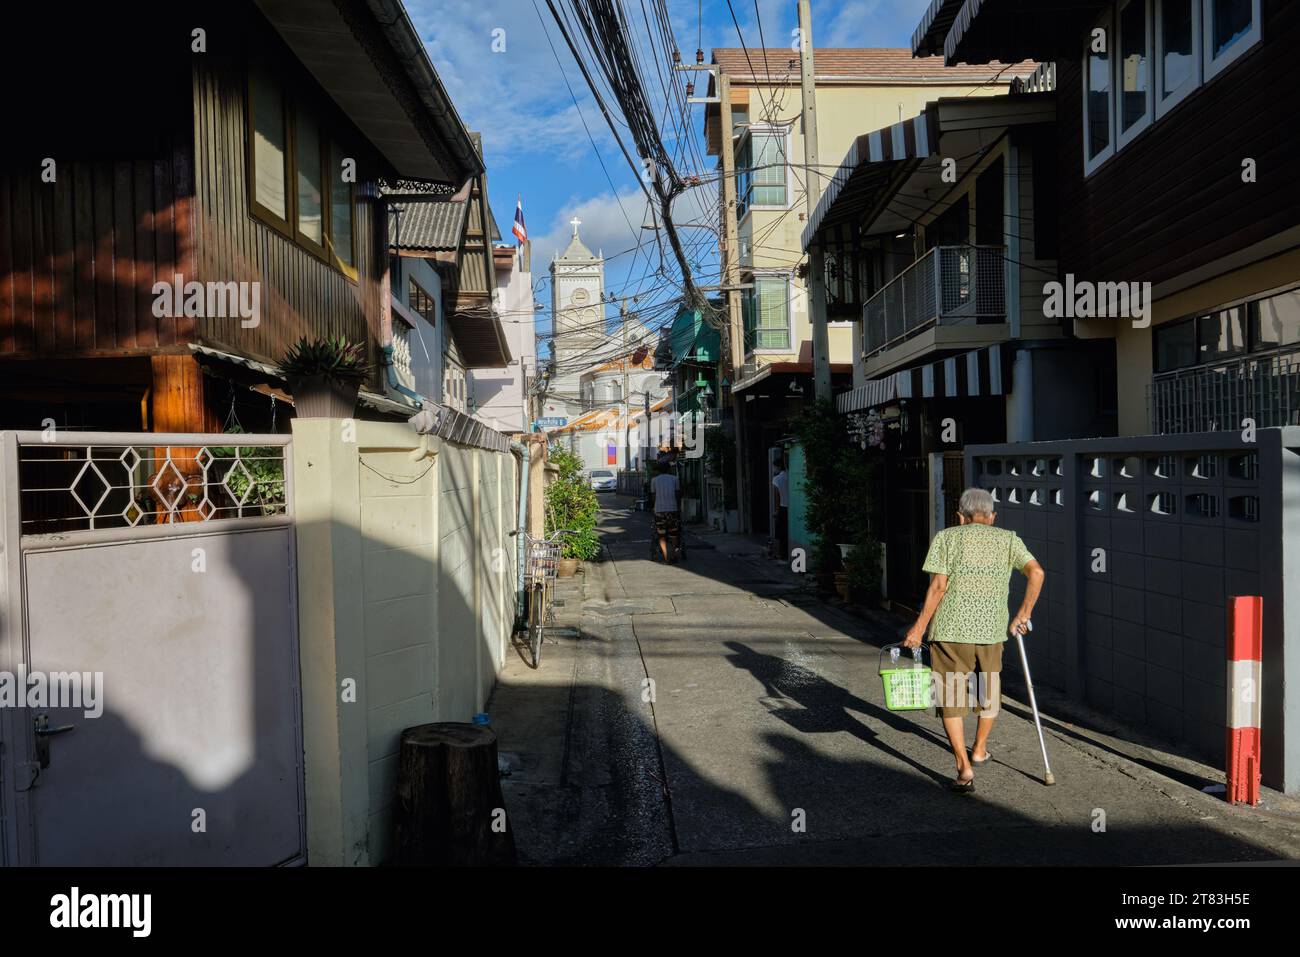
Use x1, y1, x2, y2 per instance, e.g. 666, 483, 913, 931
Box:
971, 752, 991, 765
948, 777, 975, 793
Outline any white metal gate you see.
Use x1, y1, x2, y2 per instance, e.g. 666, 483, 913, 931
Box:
0, 431, 306, 866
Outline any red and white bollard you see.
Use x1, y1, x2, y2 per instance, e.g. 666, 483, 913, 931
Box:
1226, 595, 1263, 805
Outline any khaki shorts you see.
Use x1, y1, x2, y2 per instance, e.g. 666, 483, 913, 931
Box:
929, 641, 1003, 718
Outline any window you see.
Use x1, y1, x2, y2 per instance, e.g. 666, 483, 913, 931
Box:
736, 129, 788, 218
1085, 1, 1260, 171
743, 276, 791, 352
295, 111, 323, 247
1083, 9, 1114, 175
247, 61, 357, 279
1156, 0, 1199, 115
329, 142, 354, 269
1252, 289, 1300, 348
1154, 317, 1196, 372
409, 278, 436, 323
250, 63, 287, 220
1203, 0, 1261, 80
1155, 287, 1300, 374
1116, 0, 1153, 146
1197, 306, 1247, 362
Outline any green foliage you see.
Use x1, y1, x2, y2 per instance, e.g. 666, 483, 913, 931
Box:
209, 426, 286, 516
278, 336, 371, 384
544, 445, 601, 561
791, 399, 883, 600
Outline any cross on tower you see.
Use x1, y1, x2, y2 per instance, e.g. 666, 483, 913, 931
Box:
570, 217, 582, 236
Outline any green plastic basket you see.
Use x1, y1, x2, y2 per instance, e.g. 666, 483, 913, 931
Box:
879, 644, 932, 711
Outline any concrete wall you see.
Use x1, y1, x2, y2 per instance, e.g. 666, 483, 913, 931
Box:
472, 246, 534, 432
967, 428, 1300, 793
292, 418, 519, 865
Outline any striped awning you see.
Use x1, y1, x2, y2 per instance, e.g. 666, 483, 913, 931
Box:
802, 105, 940, 250
836, 345, 1008, 413
912, 0, 967, 57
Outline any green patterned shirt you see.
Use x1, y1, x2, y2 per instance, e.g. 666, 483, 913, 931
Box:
922, 524, 1035, 645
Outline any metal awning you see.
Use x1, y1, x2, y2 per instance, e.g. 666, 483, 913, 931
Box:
804, 94, 1053, 253
937, 0, 1106, 65
837, 344, 1007, 413
802, 106, 939, 250
912, 0, 967, 58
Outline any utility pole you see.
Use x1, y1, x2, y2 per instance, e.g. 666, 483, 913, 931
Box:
718, 69, 749, 532
675, 57, 748, 531
798, 0, 832, 402
621, 300, 630, 471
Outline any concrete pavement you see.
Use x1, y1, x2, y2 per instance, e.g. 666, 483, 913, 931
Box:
488, 496, 1300, 865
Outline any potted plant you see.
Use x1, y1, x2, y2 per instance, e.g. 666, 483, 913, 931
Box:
545, 446, 601, 573
278, 336, 371, 418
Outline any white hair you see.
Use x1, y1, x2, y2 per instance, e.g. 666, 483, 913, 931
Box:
958, 487, 996, 518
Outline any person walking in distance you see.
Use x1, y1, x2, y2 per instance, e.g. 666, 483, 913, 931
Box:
649, 460, 683, 562
772, 457, 789, 560
902, 488, 1045, 793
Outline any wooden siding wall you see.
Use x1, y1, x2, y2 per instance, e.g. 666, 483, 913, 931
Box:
0, 6, 196, 360
0, 139, 196, 358
1056, 0, 1300, 285
192, 9, 386, 389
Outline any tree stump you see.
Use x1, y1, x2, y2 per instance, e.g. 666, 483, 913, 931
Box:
395, 722, 517, 866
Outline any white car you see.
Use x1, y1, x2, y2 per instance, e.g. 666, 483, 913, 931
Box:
589, 469, 617, 492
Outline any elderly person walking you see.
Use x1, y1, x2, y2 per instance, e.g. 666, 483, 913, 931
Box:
902, 488, 1045, 793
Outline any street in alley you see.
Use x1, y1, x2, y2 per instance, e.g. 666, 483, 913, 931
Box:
490, 498, 1300, 866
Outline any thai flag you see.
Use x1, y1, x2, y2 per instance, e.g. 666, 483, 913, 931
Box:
512, 197, 527, 244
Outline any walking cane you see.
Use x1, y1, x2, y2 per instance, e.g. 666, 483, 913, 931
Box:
1014, 620, 1055, 786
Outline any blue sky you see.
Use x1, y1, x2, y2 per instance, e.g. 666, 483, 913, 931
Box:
407, 0, 936, 348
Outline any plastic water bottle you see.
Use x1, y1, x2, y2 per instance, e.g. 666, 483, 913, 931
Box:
912, 646, 922, 662
890, 647, 901, 663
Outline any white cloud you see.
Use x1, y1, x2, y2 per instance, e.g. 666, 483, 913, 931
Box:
408, 0, 616, 167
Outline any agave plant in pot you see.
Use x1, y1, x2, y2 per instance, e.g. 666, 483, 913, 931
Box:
278, 336, 371, 418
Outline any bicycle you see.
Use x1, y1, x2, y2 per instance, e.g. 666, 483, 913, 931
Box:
522, 528, 575, 668
649, 510, 687, 563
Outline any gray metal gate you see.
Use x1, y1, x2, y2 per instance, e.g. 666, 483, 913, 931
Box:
0, 431, 306, 866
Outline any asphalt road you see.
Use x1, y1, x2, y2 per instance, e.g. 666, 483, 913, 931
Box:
489, 497, 1300, 866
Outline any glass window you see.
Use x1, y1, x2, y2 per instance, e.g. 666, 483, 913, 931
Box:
751, 133, 786, 206
1154, 317, 1196, 371
745, 277, 790, 351
1208, 0, 1254, 56
1157, 0, 1198, 110
250, 65, 287, 220
1203, 0, 1260, 79
1197, 307, 1247, 362
329, 142, 353, 269
409, 278, 436, 323
295, 112, 323, 245
1254, 290, 1300, 349
1118, 0, 1151, 136
1084, 13, 1114, 170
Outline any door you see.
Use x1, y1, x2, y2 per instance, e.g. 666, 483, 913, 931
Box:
16, 528, 305, 865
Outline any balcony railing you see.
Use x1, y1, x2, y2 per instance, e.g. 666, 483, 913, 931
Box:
1148, 350, 1300, 434
1010, 62, 1056, 94
862, 245, 1006, 357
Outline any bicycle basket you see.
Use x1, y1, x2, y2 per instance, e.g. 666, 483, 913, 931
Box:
526, 539, 560, 582
878, 643, 933, 712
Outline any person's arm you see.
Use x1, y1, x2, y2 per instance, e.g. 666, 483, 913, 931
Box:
1009, 559, 1045, 637
903, 573, 947, 648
